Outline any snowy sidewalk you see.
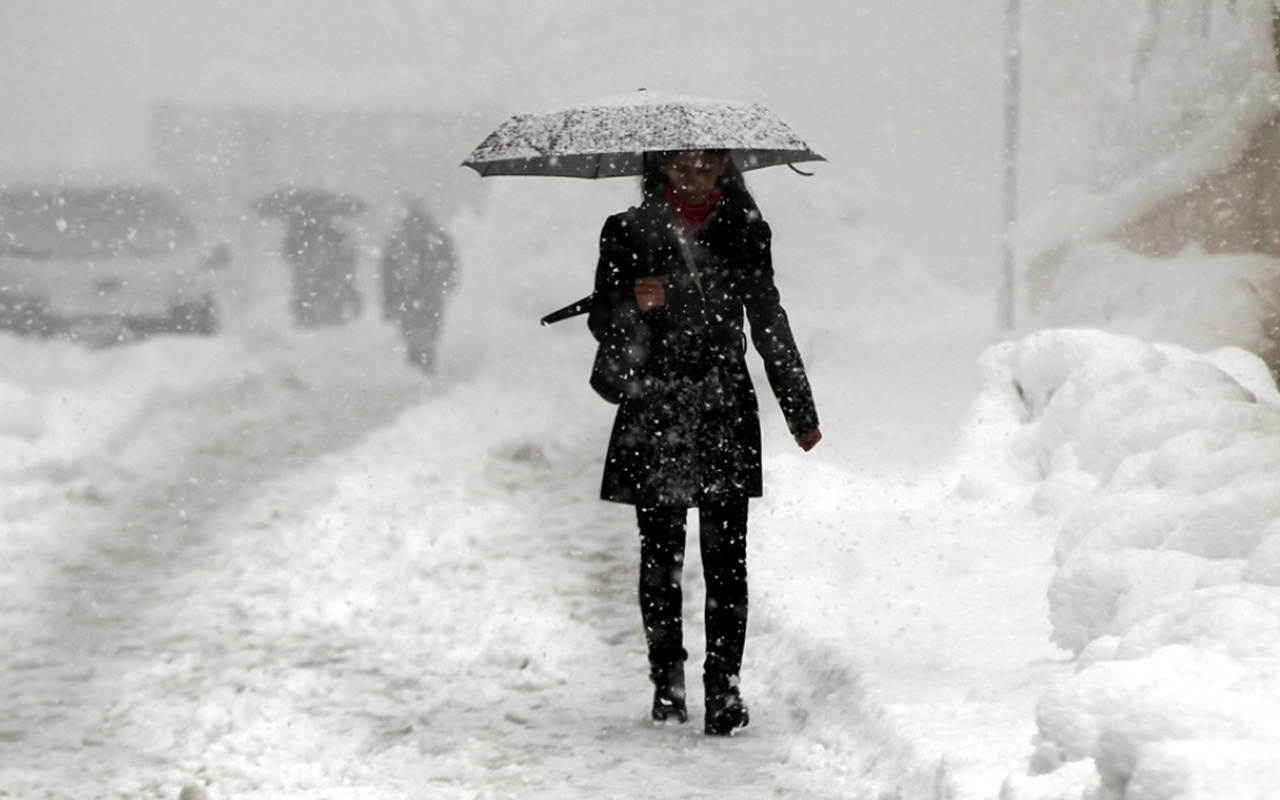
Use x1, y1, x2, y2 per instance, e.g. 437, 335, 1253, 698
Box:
0, 179, 1089, 797
750, 326, 1074, 798
1, 329, 926, 799
129, 364, 895, 800
0, 334, 430, 799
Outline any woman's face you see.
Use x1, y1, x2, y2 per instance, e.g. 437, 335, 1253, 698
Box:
662, 151, 728, 206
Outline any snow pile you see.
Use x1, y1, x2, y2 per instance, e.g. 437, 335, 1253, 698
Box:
1034, 242, 1280, 369
0, 335, 261, 478
1092, 0, 1279, 194
1021, 0, 1280, 268
982, 329, 1280, 799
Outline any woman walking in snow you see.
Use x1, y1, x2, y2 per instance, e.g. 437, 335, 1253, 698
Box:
588, 149, 822, 735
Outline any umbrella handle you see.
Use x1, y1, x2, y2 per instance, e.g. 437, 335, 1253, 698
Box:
787, 163, 817, 177
540, 294, 594, 325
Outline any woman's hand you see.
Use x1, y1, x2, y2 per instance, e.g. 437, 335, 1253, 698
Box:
795, 428, 822, 452
634, 276, 670, 313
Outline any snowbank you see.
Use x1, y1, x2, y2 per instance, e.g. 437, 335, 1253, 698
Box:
978, 329, 1280, 799
1033, 242, 1280, 371
1020, 0, 1280, 270
0, 335, 260, 478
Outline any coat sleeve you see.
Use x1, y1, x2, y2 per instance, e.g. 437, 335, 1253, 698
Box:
587, 213, 651, 403
737, 216, 820, 436
588, 214, 643, 343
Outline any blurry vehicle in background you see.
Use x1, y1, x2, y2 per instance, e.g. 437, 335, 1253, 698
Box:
0, 183, 230, 345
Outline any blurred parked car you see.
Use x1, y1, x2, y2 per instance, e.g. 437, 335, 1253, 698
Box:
0, 182, 230, 344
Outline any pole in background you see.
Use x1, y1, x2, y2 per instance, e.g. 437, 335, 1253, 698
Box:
1000, 0, 1023, 331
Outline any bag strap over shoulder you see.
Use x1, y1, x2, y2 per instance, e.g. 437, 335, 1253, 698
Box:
675, 209, 717, 297
677, 236, 704, 296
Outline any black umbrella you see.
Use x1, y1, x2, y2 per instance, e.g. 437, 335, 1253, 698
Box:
464, 90, 827, 324
462, 90, 825, 179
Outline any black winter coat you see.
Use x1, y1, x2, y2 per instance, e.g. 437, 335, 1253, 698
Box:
588, 193, 819, 508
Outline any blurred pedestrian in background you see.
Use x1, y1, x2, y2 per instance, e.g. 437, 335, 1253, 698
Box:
380, 198, 458, 373
254, 188, 364, 329
282, 214, 361, 327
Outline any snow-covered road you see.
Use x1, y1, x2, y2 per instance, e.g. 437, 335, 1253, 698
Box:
1, 181, 1057, 799
0, 327, 786, 796
0, 322, 960, 799
15, 175, 1276, 799
0, 313, 1054, 798
1, 337, 431, 797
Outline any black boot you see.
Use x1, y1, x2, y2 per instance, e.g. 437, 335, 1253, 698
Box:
650, 661, 688, 723
704, 673, 749, 736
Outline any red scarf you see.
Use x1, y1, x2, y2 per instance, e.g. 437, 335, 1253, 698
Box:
664, 184, 721, 229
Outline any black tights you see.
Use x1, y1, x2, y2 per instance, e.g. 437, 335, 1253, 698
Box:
636, 494, 749, 681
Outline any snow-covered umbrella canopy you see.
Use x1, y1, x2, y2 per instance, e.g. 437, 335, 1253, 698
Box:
462, 90, 825, 178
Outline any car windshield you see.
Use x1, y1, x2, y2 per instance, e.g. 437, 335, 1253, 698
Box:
0, 186, 196, 258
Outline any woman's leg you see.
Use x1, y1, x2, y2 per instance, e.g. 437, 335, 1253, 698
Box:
636, 504, 689, 721
699, 494, 749, 679
699, 493, 750, 734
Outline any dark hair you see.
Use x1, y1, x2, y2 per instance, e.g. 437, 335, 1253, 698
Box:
640, 149, 758, 212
